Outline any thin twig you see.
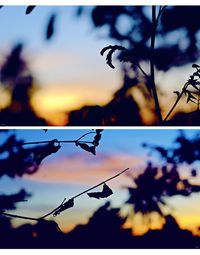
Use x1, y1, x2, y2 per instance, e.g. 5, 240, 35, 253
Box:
22, 131, 97, 146
135, 63, 149, 79
1, 167, 130, 221
22, 140, 94, 145
1, 212, 38, 221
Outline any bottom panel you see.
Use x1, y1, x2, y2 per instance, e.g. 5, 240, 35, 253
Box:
0, 129, 199, 248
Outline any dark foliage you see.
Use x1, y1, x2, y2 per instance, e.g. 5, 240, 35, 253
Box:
126, 160, 200, 220
0, 130, 103, 178
143, 131, 200, 165
0, 189, 31, 213
0, 43, 47, 126
0, 43, 27, 85
91, 6, 200, 71
0, 201, 199, 248
67, 94, 143, 126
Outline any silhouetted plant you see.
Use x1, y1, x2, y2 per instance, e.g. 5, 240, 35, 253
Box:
101, 6, 166, 125
95, 6, 200, 125
164, 64, 200, 121
0, 129, 132, 233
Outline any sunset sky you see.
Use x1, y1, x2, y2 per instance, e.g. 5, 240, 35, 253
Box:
0, 6, 197, 125
0, 6, 121, 124
1, 129, 200, 235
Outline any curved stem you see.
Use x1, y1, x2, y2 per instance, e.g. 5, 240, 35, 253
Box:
164, 83, 188, 121
163, 92, 184, 121
76, 131, 96, 142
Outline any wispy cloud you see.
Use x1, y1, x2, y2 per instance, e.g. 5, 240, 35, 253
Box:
24, 152, 146, 187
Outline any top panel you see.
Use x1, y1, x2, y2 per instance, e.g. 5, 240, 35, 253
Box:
0, 5, 200, 126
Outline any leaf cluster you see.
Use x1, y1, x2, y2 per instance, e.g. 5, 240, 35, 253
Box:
126, 161, 200, 217
75, 129, 103, 155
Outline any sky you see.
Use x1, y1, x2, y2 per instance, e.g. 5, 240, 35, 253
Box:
0, 6, 122, 124
1, 129, 200, 235
0, 5, 197, 125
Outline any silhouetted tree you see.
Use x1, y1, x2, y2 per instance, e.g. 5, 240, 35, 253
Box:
125, 130, 200, 235
0, 43, 46, 126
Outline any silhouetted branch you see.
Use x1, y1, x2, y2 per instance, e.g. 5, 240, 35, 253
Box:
164, 86, 187, 121
23, 140, 94, 145
1, 212, 38, 221
1, 167, 130, 221
164, 64, 200, 121
150, 6, 162, 125
22, 131, 97, 146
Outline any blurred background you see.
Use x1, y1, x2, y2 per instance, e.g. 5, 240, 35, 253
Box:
1, 6, 200, 125
1, 129, 200, 248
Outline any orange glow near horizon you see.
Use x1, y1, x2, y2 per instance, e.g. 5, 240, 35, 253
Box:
123, 212, 200, 237
30, 83, 114, 125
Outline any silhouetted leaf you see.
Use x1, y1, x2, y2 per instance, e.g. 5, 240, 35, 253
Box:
87, 183, 113, 199
192, 64, 200, 68
101, 45, 127, 69
25, 6, 36, 15
93, 133, 102, 146
46, 13, 56, 40
96, 129, 103, 134
100, 45, 113, 56
33, 139, 61, 165
192, 71, 200, 77
76, 142, 96, 155
53, 198, 74, 216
